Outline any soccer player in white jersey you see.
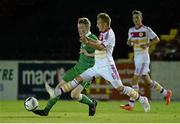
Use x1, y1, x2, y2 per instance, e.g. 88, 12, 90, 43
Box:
36, 13, 151, 115
120, 10, 172, 111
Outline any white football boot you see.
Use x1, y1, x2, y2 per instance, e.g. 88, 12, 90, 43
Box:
141, 96, 150, 112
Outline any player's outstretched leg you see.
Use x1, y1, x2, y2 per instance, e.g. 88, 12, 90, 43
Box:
120, 97, 150, 112
33, 83, 59, 116
71, 85, 98, 116
119, 86, 150, 112
33, 96, 58, 116
120, 76, 139, 111
150, 80, 172, 105
120, 84, 139, 111
139, 96, 150, 112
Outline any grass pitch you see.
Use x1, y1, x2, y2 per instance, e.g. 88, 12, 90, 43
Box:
0, 100, 180, 123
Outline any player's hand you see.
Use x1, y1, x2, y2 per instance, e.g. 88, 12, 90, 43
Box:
79, 48, 87, 54
80, 35, 89, 44
80, 48, 94, 57
79, 49, 87, 54
127, 40, 133, 46
127, 39, 140, 46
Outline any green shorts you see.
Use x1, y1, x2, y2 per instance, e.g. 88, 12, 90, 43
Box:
62, 62, 92, 89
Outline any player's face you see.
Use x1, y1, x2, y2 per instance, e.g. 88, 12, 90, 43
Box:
97, 18, 104, 32
78, 23, 88, 37
132, 14, 142, 26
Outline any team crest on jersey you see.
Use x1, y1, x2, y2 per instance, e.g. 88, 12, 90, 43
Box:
139, 32, 144, 37
131, 32, 146, 37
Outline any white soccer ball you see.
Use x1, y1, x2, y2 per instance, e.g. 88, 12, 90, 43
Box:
24, 97, 39, 111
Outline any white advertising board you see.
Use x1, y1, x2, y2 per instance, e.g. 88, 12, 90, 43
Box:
0, 61, 18, 100
151, 61, 180, 101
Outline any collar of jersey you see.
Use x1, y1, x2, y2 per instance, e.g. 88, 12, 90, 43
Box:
101, 27, 111, 33
85, 31, 91, 37
135, 25, 143, 30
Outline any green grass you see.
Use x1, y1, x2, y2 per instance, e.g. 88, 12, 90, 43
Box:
0, 100, 180, 123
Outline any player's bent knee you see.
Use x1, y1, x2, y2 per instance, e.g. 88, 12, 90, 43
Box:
71, 85, 83, 100
131, 76, 139, 85
142, 75, 151, 84
75, 76, 83, 84
71, 90, 80, 100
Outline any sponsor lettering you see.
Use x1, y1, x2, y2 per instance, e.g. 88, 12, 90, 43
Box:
22, 70, 56, 85
0, 69, 14, 81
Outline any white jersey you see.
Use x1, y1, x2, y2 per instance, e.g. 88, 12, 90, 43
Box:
128, 25, 158, 75
80, 28, 122, 88
95, 28, 115, 65
128, 25, 157, 55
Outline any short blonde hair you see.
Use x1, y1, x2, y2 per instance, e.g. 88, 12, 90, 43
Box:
97, 13, 111, 27
132, 10, 143, 18
78, 17, 91, 29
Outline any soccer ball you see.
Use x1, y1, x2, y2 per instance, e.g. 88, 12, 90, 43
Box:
24, 97, 39, 111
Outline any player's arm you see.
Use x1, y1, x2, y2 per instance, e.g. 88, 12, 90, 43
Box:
140, 27, 160, 49
140, 36, 160, 49
127, 29, 134, 47
80, 36, 106, 51
149, 36, 160, 45
127, 39, 134, 47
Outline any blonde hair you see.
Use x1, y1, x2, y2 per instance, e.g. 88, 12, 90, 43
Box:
97, 13, 111, 27
78, 17, 91, 29
132, 10, 143, 18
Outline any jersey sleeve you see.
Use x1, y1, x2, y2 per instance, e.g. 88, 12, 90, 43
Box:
147, 27, 158, 40
127, 28, 132, 41
89, 34, 98, 41
102, 31, 115, 47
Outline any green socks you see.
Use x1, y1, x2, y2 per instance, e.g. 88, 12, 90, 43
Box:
43, 94, 94, 113
44, 96, 59, 113
79, 94, 94, 106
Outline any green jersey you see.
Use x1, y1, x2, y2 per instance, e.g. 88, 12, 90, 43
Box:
78, 33, 97, 68
63, 32, 97, 84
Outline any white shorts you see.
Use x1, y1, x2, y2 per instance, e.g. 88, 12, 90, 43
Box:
80, 63, 122, 88
134, 53, 150, 75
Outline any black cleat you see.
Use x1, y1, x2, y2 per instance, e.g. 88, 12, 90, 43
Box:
89, 99, 97, 116
33, 110, 48, 116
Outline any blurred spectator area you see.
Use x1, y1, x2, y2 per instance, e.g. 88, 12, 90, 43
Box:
0, 0, 15, 16
150, 26, 180, 61
0, 0, 180, 60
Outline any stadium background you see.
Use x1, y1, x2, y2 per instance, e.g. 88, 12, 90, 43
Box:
1, 0, 180, 123
0, 0, 180, 101
0, 0, 180, 60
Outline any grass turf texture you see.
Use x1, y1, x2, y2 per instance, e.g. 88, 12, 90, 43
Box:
0, 100, 180, 123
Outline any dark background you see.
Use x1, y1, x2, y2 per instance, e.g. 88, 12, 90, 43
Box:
0, 0, 179, 60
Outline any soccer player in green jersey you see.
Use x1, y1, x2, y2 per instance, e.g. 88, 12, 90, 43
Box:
33, 17, 98, 116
